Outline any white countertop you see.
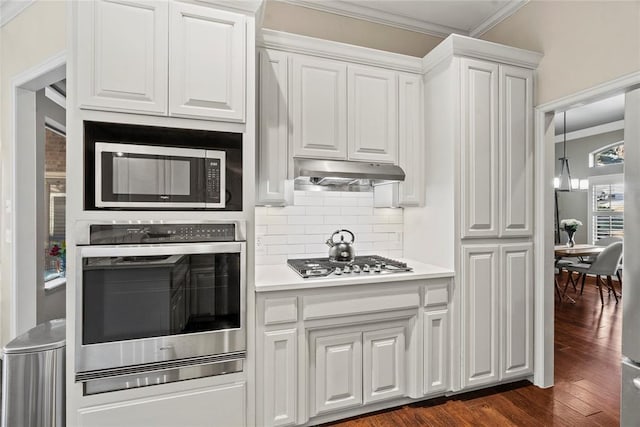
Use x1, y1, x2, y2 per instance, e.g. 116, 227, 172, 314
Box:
255, 258, 454, 292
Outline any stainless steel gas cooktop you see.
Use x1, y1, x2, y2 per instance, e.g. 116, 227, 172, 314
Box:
287, 255, 412, 279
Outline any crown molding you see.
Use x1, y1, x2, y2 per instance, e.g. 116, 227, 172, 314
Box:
194, 0, 264, 15
0, 0, 36, 28
537, 71, 640, 112
469, 0, 529, 38
554, 119, 625, 143
257, 29, 424, 74
279, 0, 461, 39
422, 33, 543, 73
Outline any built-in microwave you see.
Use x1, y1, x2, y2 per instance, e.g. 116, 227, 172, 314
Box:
95, 143, 225, 209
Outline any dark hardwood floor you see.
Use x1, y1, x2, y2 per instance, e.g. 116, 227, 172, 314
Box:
325, 272, 622, 426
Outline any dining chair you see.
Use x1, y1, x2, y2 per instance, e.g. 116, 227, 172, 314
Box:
583, 236, 624, 287
562, 241, 623, 305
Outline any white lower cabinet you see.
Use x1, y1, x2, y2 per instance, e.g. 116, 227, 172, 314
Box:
462, 244, 499, 388
363, 327, 406, 404
310, 330, 364, 416
500, 243, 534, 379
77, 382, 246, 427
263, 329, 298, 427
257, 279, 453, 426
309, 320, 411, 418
461, 242, 533, 389
423, 309, 448, 395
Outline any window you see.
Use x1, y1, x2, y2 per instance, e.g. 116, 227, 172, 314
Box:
44, 126, 66, 284
590, 142, 624, 167
589, 177, 623, 243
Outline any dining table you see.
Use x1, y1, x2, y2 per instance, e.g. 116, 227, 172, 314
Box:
554, 244, 605, 303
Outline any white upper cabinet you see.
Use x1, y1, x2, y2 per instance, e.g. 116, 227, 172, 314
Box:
398, 73, 424, 206
77, 0, 246, 122
460, 58, 534, 239
256, 32, 426, 205
347, 66, 398, 163
291, 55, 348, 160
499, 66, 533, 237
257, 49, 291, 206
460, 58, 500, 239
169, 2, 245, 121
77, 0, 169, 115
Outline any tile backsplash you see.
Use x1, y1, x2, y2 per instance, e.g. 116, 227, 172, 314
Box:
255, 191, 403, 265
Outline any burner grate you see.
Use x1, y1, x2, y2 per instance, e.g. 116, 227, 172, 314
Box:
287, 255, 411, 278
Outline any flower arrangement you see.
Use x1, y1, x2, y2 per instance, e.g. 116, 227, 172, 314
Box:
560, 218, 583, 233
49, 241, 66, 274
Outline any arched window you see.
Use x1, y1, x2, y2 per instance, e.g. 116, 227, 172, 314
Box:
590, 141, 624, 167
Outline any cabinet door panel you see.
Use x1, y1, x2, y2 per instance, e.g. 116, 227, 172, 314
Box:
263, 329, 297, 426
77, 0, 168, 114
462, 245, 499, 388
398, 73, 424, 206
78, 382, 245, 426
169, 2, 245, 121
461, 59, 499, 238
291, 56, 347, 159
363, 327, 405, 404
500, 243, 533, 379
311, 331, 362, 416
424, 309, 448, 394
257, 49, 291, 206
348, 66, 398, 163
500, 66, 533, 237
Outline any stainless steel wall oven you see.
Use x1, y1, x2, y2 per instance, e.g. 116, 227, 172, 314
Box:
75, 221, 246, 394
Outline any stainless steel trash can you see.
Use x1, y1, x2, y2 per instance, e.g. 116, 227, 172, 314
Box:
1, 319, 65, 427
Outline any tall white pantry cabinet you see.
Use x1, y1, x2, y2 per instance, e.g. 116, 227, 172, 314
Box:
405, 36, 542, 392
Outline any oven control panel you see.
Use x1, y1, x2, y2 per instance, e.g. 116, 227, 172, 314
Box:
90, 223, 237, 244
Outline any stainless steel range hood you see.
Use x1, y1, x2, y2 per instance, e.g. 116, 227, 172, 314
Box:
293, 158, 405, 185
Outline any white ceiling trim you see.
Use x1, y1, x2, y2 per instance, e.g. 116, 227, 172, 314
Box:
258, 29, 424, 73
279, 0, 461, 38
0, 0, 36, 28
469, 0, 529, 37
422, 34, 542, 73
554, 119, 625, 144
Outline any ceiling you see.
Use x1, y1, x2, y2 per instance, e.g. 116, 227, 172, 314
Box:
554, 94, 625, 138
282, 0, 528, 38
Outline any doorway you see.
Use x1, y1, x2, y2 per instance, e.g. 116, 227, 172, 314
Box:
10, 54, 65, 338
533, 72, 640, 391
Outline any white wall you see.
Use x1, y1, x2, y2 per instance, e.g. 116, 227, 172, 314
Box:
262, 0, 443, 57
0, 0, 67, 346
480, 0, 640, 105
554, 129, 624, 244
256, 191, 403, 265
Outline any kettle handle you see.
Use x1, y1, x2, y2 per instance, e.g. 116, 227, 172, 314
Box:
330, 229, 355, 244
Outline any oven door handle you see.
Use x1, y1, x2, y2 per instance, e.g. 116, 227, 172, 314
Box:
79, 242, 245, 258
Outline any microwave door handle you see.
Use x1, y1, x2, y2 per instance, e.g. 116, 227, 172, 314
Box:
79, 242, 245, 258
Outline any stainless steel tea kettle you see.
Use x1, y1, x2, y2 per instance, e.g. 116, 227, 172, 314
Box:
326, 229, 355, 262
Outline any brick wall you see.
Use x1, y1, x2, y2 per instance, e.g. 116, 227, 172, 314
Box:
255, 191, 403, 265
45, 128, 66, 173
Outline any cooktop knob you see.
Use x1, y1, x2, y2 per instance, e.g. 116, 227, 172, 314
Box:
343, 265, 351, 273
374, 264, 382, 273
362, 264, 370, 273
334, 267, 343, 275
352, 265, 361, 273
